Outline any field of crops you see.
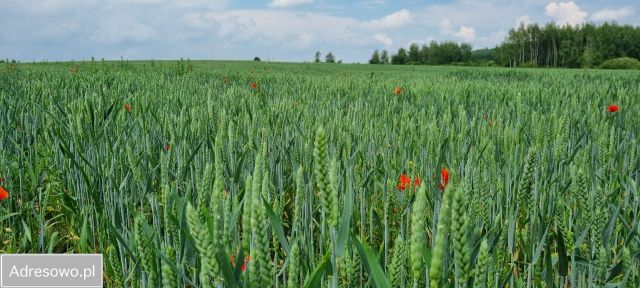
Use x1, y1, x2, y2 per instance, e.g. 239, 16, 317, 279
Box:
0, 61, 639, 288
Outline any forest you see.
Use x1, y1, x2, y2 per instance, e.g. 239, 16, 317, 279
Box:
372, 22, 640, 68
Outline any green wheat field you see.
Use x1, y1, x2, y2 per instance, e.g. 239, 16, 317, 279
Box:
0, 60, 639, 288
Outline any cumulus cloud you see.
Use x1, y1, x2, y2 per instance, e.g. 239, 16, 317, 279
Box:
360, 9, 411, 30
454, 26, 476, 42
591, 7, 633, 21
545, 1, 587, 26
183, 10, 362, 46
92, 18, 159, 44
4, 0, 640, 62
374, 33, 393, 46
269, 0, 314, 8
439, 19, 453, 34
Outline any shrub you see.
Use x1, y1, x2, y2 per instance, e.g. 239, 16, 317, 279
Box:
599, 57, 640, 70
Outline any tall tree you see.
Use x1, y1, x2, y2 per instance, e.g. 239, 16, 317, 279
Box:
408, 43, 421, 64
494, 22, 640, 68
367, 22, 640, 68
460, 43, 472, 62
314, 51, 321, 63
380, 50, 390, 64
419, 44, 429, 64
325, 52, 335, 63
369, 50, 381, 64
391, 48, 408, 64
427, 41, 441, 64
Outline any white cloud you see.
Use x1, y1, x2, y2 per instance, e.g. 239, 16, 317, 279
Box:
269, 0, 314, 8
360, 9, 411, 30
515, 15, 532, 27
4, 0, 640, 62
454, 26, 475, 42
439, 19, 453, 34
374, 33, 393, 46
545, 1, 587, 26
591, 7, 633, 21
288, 33, 315, 49
407, 1, 538, 48
92, 18, 159, 44
183, 10, 362, 46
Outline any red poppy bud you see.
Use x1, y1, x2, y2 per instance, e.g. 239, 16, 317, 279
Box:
439, 167, 449, 192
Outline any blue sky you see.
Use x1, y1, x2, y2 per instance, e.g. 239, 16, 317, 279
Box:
1, 0, 638, 63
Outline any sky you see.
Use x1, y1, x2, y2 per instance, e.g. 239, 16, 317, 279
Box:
1, 0, 638, 63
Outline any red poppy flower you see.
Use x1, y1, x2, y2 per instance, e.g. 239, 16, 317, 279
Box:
0, 186, 9, 201
164, 143, 171, 152
123, 103, 132, 113
251, 82, 257, 89
230, 255, 250, 272
439, 167, 449, 192
607, 105, 619, 113
397, 174, 411, 191
241, 255, 250, 272
393, 87, 403, 95
413, 176, 421, 187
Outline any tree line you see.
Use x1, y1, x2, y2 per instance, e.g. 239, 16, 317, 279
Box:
314, 51, 342, 63
370, 42, 473, 65
370, 22, 640, 68
495, 22, 640, 68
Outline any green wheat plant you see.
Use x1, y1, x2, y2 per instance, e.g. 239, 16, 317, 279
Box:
0, 61, 638, 288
